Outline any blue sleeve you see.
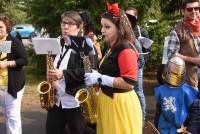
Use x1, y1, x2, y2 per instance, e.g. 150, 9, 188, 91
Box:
184, 85, 198, 108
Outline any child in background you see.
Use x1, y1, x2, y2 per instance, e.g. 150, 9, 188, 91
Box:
154, 57, 197, 134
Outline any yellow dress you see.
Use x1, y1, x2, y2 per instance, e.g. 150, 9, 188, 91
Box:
97, 89, 142, 134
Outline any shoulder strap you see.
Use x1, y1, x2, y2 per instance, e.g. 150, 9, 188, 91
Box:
137, 25, 141, 37
128, 41, 139, 58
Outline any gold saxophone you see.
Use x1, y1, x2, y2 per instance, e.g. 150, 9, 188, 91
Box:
75, 52, 98, 124
37, 51, 56, 110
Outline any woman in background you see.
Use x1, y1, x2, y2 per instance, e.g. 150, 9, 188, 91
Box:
79, 10, 102, 61
0, 15, 28, 134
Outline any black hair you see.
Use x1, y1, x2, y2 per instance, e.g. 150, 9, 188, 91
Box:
181, 0, 200, 9
78, 10, 96, 35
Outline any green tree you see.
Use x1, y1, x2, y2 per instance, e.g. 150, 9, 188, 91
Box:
24, 0, 183, 71
0, 0, 27, 24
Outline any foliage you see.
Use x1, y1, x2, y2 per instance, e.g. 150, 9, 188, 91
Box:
144, 14, 182, 71
24, 0, 75, 37
0, 0, 188, 76
0, 0, 27, 24
25, 46, 46, 79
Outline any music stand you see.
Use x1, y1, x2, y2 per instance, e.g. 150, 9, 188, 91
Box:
138, 36, 153, 50
32, 37, 61, 55
0, 41, 11, 53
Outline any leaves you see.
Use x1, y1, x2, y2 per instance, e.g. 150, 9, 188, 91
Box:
0, 0, 184, 71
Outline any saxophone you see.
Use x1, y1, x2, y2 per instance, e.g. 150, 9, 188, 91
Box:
37, 51, 56, 110
75, 52, 98, 124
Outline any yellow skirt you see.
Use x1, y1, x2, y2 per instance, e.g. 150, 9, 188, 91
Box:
97, 89, 142, 134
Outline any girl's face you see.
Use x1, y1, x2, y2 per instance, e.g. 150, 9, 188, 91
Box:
61, 17, 80, 37
0, 21, 8, 39
101, 18, 118, 46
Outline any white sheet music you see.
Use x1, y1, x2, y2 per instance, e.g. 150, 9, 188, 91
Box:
32, 37, 61, 55
162, 36, 170, 64
138, 36, 153, 49
0, 41, 11, 53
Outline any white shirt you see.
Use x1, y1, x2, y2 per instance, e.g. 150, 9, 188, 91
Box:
54, 45, 80, 109
54, 36, 96, 109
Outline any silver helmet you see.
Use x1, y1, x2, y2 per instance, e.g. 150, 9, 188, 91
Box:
162, 56, 186, 87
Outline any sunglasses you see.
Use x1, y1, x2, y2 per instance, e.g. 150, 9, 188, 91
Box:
186, 7, 200, 12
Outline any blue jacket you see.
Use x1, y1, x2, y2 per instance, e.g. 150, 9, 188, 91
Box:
154, 83, 198, 134
185, 92, 200, 134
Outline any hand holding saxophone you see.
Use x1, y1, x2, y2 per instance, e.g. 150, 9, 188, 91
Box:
0, 60, 16, 69
0, 61, 8, 69
84, 70, 114, 87
48, 69, 64, 81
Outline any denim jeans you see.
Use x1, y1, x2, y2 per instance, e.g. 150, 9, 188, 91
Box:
134, 68, 146, 121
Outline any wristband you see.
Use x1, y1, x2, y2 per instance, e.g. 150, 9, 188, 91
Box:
98, 75, 114, 87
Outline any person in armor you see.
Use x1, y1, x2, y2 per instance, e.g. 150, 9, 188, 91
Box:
84, 2, 142, 134
154, 56, 198, 134
167, 0, 200, 88
45, 11, 96, 134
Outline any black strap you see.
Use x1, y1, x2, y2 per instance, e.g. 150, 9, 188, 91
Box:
56, 45, 69, 68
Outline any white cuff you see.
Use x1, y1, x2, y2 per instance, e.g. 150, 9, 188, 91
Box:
100, 75, 114, 87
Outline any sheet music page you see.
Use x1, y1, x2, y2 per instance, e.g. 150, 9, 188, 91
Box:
162, 36, 170, 64
32, 37, 61, 55
0, 41, 11, 53
138, 36, 153, 49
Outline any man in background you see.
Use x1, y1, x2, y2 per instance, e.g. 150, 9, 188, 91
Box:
126, 7, 151, 122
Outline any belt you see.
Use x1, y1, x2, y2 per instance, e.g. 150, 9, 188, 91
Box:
101, 86, 132, 98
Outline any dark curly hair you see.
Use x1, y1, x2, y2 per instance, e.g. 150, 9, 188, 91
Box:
78, 10, 96, 35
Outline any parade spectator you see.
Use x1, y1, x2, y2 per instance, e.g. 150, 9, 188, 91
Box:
0, 15, 28, 134
167, 0, 200, 88
126, 7, 149, 121
154, 57, 198, 134
79, 10, 102, 61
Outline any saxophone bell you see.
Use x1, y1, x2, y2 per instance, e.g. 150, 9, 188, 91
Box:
37, 81, 51, 94
75, 88, 89, 103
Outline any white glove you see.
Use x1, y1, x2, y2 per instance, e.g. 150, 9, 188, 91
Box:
84, 70, 114, 87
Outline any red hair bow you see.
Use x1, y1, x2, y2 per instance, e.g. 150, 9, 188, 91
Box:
107, 2, 120, 17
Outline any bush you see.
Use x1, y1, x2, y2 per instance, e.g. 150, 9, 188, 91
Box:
144, 15, 181, 71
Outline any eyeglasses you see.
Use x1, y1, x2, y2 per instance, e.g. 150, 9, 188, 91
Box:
61, 21, 76, 26
186, 7, 200, 12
